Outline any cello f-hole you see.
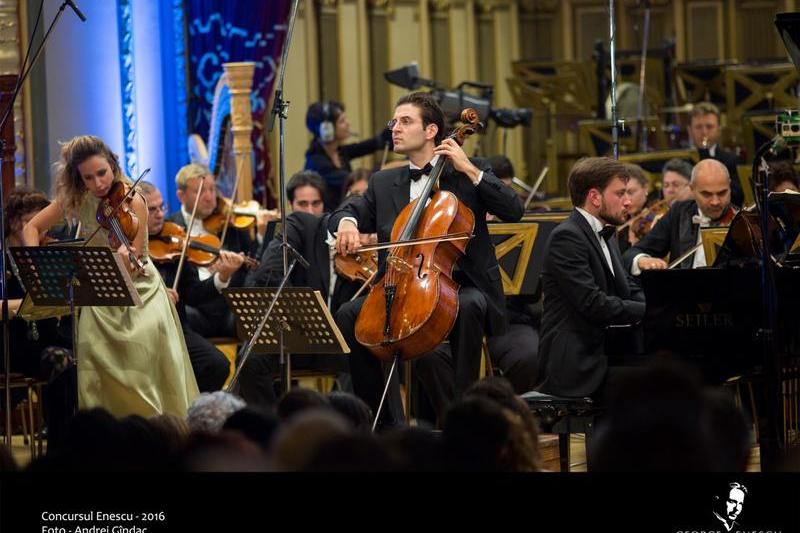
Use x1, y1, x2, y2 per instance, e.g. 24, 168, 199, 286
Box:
416, 253, 426, 279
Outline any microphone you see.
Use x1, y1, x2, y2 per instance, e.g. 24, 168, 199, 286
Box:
66, 0, 87, 22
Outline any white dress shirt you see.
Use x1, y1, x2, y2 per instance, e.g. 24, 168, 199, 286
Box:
180, 206, 231, 290
575, 207, 615, 276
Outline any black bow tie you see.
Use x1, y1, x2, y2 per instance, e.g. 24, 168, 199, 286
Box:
599, 225, 616, 242
409, 163, 433, 182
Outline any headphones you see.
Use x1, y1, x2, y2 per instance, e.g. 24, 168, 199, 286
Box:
319, 102, 335, 143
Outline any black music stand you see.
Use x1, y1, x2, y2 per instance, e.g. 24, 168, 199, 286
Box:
223, 287, 349, 393
8, 246, 142, 362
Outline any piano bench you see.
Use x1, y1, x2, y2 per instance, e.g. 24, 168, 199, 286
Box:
520, 391, 597, 472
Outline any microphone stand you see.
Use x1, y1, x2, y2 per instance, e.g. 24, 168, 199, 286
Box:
267, 0, 300, 395
608, 0, 621, 159
2, 0, 80, 446
750, 140, 784, 471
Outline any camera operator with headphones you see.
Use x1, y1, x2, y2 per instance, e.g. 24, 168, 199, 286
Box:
304, 100, 392, 209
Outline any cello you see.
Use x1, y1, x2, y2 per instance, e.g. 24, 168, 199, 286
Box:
353, 109, 481, 363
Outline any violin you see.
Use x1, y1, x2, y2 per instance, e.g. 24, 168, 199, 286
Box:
203, 196, 278, 235
95, 180, 146, 272
619, 198, 670, 240
149, 221, 258, 269
334, 250, 378, 283
354, 108, 481, 363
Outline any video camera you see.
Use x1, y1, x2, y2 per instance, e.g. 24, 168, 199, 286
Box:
384, 63, 532, 129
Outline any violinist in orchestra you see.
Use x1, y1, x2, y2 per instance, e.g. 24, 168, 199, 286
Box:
140, 181, 235, 393
617, 163, 652, 253
689, 102, 744, 207
331, 92, 524, 427
21, 135, 199, 418
661, 158, 694, 206
167, 163, 255, 338
624, 158, 735, 273
767, 160, 800, 193
304, 100, 392, 209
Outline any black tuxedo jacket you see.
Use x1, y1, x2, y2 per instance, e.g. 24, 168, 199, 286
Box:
245, 212, 358, 314
622, 199, 700, 270
328, 158, 524, 336
699, 147, 743, 207
537, 210, 645, 397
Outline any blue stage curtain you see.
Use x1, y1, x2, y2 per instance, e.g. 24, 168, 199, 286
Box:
186, 0, 291, 204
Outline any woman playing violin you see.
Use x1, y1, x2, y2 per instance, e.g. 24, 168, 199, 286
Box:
617, 163, 654, 253
21, 135, 199, 418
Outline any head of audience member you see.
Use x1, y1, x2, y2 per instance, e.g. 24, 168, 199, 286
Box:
464, 376, 541, 471
568, 157, 631, 226
661, 158, 694, 205
175, 163, 218, 219
305, 433, 395, 472
55, 135, 125, 216
306, 100, 349, 146
623, 163, 650, 216
148, 413, 190, 457
389, 92, 446, 162
442, 396, 538, 472
276, 387, 330, 422
486, 155, 515, 186
689, 102, 722, 150
703, 389, 752, 472
326, 391, 373, 433
186, 391, 246, 435
691, 159, 731, 221
381, 427, 444, 472
767, 160, 800, 193
587, 359, 749, 471
222, 406, 280, 452
286, 171, 326, 216
4, 189, 50, 246
270, 408, 351, 471
138, 181, 167, 235
182, 430, 269, 472
341, 168, 371, 202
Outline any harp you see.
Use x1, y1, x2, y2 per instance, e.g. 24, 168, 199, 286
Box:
188, 62, 256, 202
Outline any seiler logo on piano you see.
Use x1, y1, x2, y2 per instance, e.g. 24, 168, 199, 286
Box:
674, 303, 734, 328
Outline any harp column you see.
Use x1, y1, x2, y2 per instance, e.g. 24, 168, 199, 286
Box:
224, 61, 256, 202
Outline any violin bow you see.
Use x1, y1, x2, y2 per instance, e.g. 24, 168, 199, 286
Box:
523, 166, 549, 210
339, 232, 473, 254
172, 177, 205, 291
81, 168, 151, 248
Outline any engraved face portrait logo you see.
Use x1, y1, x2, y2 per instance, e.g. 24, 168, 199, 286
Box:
712, 482, 747, 532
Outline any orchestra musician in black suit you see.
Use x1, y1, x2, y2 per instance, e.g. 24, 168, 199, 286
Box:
623, 159, 734, 273
689, 102, 744, 207
330, 92, 524, 426
166, 163, 259, 338
140, 182, 235, 392
536, 157, 645, 399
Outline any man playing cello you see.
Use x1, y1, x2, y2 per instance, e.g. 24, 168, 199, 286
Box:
330, 92, 523, 428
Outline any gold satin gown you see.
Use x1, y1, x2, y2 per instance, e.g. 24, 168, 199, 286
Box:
76, 193, 199, 417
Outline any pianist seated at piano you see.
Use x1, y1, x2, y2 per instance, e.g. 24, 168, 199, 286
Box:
536, 157, 645, 399
624, 159, 735, 273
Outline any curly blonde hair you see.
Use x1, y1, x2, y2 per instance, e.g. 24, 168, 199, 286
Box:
54, 135, 124, 216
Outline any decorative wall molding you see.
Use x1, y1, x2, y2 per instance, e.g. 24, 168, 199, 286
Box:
117, 0, 137, 177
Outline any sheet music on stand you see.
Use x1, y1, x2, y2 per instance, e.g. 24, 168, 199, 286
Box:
223, 287, 349, 355
9, 246, 142, 308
